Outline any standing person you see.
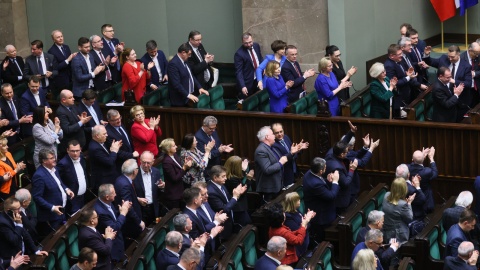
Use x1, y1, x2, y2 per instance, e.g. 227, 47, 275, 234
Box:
32, 106, 62, 168
0, 138, 26, 200
368, 62, 398, 119
314, 57, 352, 116
1, 45, 25, 88
120, 48, 153, 103
408, 147, 437, 213
77, 89, 106, 147
71, 37, 105, 99
325, 45, 357, 101
256, 40, 287, 90
187, 30, 215, 89
141, 40, 168, 91
105, 109, 138, 173
224, 156, 254, 226
130, 105, 162, 157
446, 209, 478, 258
432, 67, 464, 123
48, 30, 76, 92
88, 125, 121, 189
20, 76, 50, 137
23, 40, 58, 92
234, 33, 263, 98
180, 133, 214, 187
281, 45, 316, 103
15, 188, 38, 243
444, 241, 479, 270
0, 83, 32, 145
282, 192, 310, 257
89, 35, 114, 92
264, 61, 293, 113
101, 23, 123, 82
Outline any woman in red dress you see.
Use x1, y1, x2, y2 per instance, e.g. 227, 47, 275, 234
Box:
120, 48, 154, 103
130, 105, 162, 157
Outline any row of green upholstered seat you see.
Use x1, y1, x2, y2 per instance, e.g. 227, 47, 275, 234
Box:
286, 91, 319, 115
404, 86, 433, 121
239, 89, 270, 112
340, 84, 371, 117
398, 257, 416, 270
97, 82, 123, 104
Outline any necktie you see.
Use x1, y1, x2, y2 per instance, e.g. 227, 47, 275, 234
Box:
61, 46, 66, 57
196, 49, 203, 62
293, 62, 306, 90
397, 62, 406, 74
220, 187, 234, 222
472, 59, 477, 91
414, 46, 422, 62
117, 126, 131, 147
451, 63, 456, 81
107, 204, 116, 220
37, 57, 47, 87
101, 143, 109, 154
404, 56, 412, 68
280, 140, 289, 152
11, 58, 22, 76
108, 41, 120, 70
9, 100, 18, 120
99, 52, 112, 81
196, 49, 211, 82
249, 49, 258, 69
184, 62, 194, 94
88, 106, 99, 125
270, 146, 281, 160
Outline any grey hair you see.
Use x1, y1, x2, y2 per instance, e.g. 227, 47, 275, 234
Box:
369, 62, 385, 78
89, 35, 100, 43
4, 45, 15, 52
15, 188, 31, 203
395, 164, 409, 179
458, 241, 474, 257
367, 210, 385, 225
98, 184, 114, 199
202, 116, 218, 126
340, 135, 355, 146
39, 149, 55, 163
106, 109, 120, 120
165, 231, 183, 248
180, 248, 201, 263
455, 191, 473, 208
365, 228, 383, 242
267, 236, 287, 253
121, 159, 138, 175
352, 249, 376, 270
140, 150, 154, 160
173, 213, 189, 231
257, 126, 271, 141
92, 125, 106, 137
398, 36, 411, 47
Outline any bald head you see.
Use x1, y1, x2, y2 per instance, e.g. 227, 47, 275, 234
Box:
458, 241, 475, 258
412, 150, 424, 164
469, 42, 480, 58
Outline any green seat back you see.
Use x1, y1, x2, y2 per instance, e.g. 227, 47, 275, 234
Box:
27, 198, 37, 217
113, 82, 123, 101
158, 86, 170, 107
296, 188, 305, 214
376, 188, 387, 211
319, 246, 333, 270
407, 263, 414, 270
414, 101, 425, 121
229, 247, 243, 270
54, 239, 70, 270
143, 90, 161, 106
65, 224, 79, 258
196, 94, 211, 109
428, 228, 440, 260
292, 98, 308, 114
306, 91, 319, 115
141, 243, 156, 270
363, 200, 375, 221
243, 230, 257, 266
43, 252, 56, 270
209, 85, 225, 110
134, 260, 145, 270
362, 91, 372, 116
97, 87, 115, 104
257, 90, 270, 112
154, 228, 167, 251
242, 95, 259, 111
425, 92, 433, 120
154, 162, 164, 179
440, 222, 447, 245
351, 212, 363, 242
349, 98, 362, 117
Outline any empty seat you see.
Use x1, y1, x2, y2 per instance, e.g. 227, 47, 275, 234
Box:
209, 85, 225, 110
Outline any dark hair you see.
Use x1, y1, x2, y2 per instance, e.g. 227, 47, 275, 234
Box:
32, 106, 47, 127
101, 24, 112, 33
285, 45, 297, 54
311, 157, 326, 174
271, 40, 287, 53
77, 37, 90, 47
178, 43, 191, 54
459, 209, 476, 223
67, 140, 81, 149
437, 66, 450, 77
333, 141, 348, 157
183, 187, 201, 205
181, 133, 195, 150
82, 89, 97, 100
39, 149, 55, 163
78, 247, 96, 264
28, 75, 41, 84
146, 40, 157, 51
406, 28, 418, 37
210, 165, 226, 178
325, 45, 340, 57
188, 30, 201, 40
31, 40, 43, 49
448, 45, 460, 54
78, 207, 96, 226
265, 203, 285, 228
400, 23, 413, 31
388, 44, 401, 55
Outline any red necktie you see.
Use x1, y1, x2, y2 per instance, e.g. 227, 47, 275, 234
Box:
99, 52, 112, 81
293, 62, 306, 90
249, 49, 258, 69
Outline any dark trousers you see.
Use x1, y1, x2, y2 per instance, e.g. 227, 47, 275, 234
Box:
67, 194, 84, 216
141, 204, 155, 226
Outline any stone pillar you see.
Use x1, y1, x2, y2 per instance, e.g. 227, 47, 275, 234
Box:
241, 0, 329, 91
0, 0, 30, 58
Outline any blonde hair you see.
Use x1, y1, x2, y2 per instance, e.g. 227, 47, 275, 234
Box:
0, 138, 7, 159
224, 156, 243, 179
282, 192, 300, 213
352, 249, 376, 270
276, 266, 294, 270
318, 57, 331, 72
130, 105, 145, 118
387, 178, 408, 205
159, 138, 175, 154
369, 62, 385, 78
265, 61, 280, 77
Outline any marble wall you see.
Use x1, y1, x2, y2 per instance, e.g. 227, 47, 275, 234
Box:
242, 0, 329, 90
0, 0, 30, 58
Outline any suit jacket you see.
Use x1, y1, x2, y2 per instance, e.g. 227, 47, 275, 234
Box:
382, 192, 413, 243
88, 140, 119, 189
272, 135, 297, 187
425, 55, 472, 87
167, 265, 183, 270
168, 54, 202, 107
0, 97, 23, 144
207, 181, 236, 237
444, 255, 476, 270
384, 58, 415, 111
409, 40, 429, 84
105, 124, 134, 173
78, 226, 113, 270
234, 43, 263, 94
281, 60, 307, 103
101, 37, 121, 82
31, 166, 68, 223
162, 154, 186, 201
324, 154, 355, 209
432, 79, 459, 123
187, 43, 213, 89
20, 208, 38, 243
141, 50, 168, 89
254, 255, 279, 270
133, 167, 162, 217
183, 208, 207, 240
56, 104, 87, 151
156, 249, 180, 270
369, 77, 395, 119
77, 100, 103, 145
408, 162, 438, 213
20, 88, 50, 136
406, 182, 427, 220
1, 56, 25, 87
47, 44, 72, 89
446, 224, 472, 257
194, 129, 222, 172
197, 202, 217, 233
443, 206, 466, 233
23, 53, 58, 86
460, 51, 479, 89
0, 212, 37, 261
56, 154, 88, 195
303, 170, 340, 226
475, 176, 480, 217
94, 199, 127, 261
114, 174, 142, 239
71, 53, 95, 97
351, 242, 384, 270
255, 142, 287, 194
89, 49, 112, 91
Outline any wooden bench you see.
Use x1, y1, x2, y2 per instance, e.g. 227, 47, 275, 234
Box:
403, 86, 433, 121
340, 84, 371, 117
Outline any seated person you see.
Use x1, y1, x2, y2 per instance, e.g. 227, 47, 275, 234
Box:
444, 241, 478, 270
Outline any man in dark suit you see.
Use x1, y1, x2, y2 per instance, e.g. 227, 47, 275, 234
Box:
78, 207, 116, 270
20, 76, 50, 136
444, 241, 478, 270
14, 188, 38, 243
114, 159, 145, 240
187, 31, 214, 89
101, 24, 123, 82
133, 151, 164, 225
234, 32, 263, 98
70, 247, 97, 270
443, 191, 473, 232
303, 157, 340, 242
194, 116, 233, 177
398, 37, 429, 101
168, 43, 209, 107
32, 149, 74, 236
56, 140, 88, 215
191, 181, 228, 234
280, 45, 316, 103
105, 109, 138, 174
167, 248, 202, 270
95, 184, 131, 263
141, 40, 168, 92
88, 125, 121, 190
23, 40, 58, 92
351, 229, 386, 270
424, 45, 472, 122
432, 67, 464, 123
446, 209, 477, 257
156, 231, 182, 270
71, 37, 105, 99
0, 83, 32, 144
89, 35, 114, 92
47, 30, 76, 92
78, 90, 106, 146
406, 28, 429, 84
254, 236, 286, 270
0, 198, 47, 264
173, 213, 195, 253
207, 165, 247, 237
408, 147, 437, 213
460, 42, 480, 107
1, 45, 25, 87
56, 89, 92, 156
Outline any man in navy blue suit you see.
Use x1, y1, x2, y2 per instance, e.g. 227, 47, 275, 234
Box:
0, 83, 32, 145
254, 236, 286, 270
141, 40, 168, 92
32, 149, 74, 236
446, 209, 477, 257
101, 24, 123, 82
460, 42, 480, 107
406, 28, 429, 84
443, 191, 473, 232
95, 183, 131, 263
23, 40, 58, 92
191, 181, 228, 234
1, 45, 25, 88
57, 140, 89, 215
281, 45, 316, 103
187, 31, 214, 89
351, 229, 386, 270
156, 231, 183, 270
71, 37, 105, 99
113, 159, 145, 240
432, 67, 464, 123
167, 248, 202, 270
408, 147, 437, 213
78, 90, 106, 146
20, 76, 49, 136
89, 125, 121, 190
234, 33, 263, 98
168, 43, 209, 107
444, 241, 478, 270
133, 151, 165, 225
395, 164, 426, 221
89, 35, 114, 91
47, 30, 76, 92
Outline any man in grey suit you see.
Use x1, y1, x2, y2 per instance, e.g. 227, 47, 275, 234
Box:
24, 40, 58, 92
254, 126, 300, 202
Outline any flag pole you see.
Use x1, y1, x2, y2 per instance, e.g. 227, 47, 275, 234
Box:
465, 9, 468, 48
441, 22, 444, 52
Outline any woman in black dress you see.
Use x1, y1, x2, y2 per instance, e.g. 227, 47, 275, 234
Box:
325, 45, 357, 102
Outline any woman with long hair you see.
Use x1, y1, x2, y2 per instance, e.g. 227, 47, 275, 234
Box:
120, 48, 154, 103
180, 133, 214, 187
32, 106, 62, 168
